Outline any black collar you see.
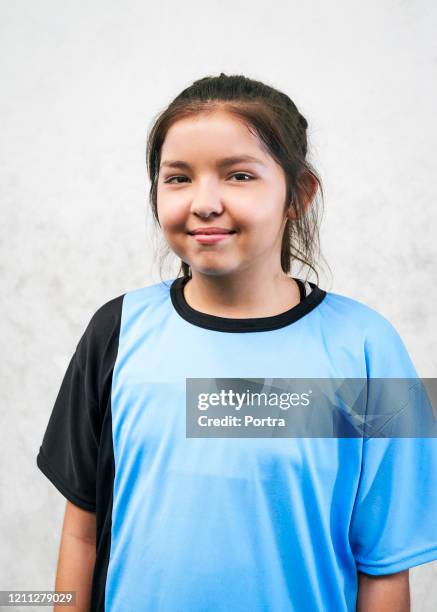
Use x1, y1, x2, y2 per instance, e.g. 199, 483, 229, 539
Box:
170, 276, 327, 333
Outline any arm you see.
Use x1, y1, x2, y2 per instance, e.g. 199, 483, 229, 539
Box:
53, 501, 97, 612
356, 570, 410, 612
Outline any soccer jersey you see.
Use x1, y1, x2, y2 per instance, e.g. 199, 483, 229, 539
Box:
36, 276, 437, 611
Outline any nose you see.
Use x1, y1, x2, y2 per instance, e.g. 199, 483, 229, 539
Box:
190, 183, 224, 218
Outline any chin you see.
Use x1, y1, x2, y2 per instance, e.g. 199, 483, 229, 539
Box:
191, 266, 229, 276
183, 251, 245, 276
189, 261, 243, 277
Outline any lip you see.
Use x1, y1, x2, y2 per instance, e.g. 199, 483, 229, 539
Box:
189, 227, 236, 235
190, 233, 236, 245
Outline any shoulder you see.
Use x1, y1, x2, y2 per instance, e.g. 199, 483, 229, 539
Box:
120, 278, 173, 313
76, 279, 173, 354
321, 288, 416, 377
321, 287, 402, 337
76, 293, 126, 356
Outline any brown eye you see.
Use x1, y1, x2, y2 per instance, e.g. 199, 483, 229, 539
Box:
164, 176, 189, 184
230, 173, 254, 181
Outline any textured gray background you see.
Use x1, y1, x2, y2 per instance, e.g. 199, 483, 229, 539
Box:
1, 0, 436, 609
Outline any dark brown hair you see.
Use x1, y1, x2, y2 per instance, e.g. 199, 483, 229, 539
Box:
146, 72, 330, 286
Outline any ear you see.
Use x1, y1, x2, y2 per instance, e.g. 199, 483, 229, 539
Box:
286, 172, 318, 221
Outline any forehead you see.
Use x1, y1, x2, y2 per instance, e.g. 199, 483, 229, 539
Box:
161, 110, 269, 162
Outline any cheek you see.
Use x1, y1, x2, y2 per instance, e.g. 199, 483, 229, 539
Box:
157, 198, 187, 233
233, 182, 285, 219
234, 199, 283, 232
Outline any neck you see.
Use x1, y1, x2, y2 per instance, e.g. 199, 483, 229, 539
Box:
183, 266, 301, 318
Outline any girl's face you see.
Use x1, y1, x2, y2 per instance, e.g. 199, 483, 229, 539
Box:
156, 109, 290, 277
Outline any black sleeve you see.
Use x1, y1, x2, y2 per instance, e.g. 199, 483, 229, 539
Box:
36, 294, 124, 512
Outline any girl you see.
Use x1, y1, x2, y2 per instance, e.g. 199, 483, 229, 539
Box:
37, 73, 437, 611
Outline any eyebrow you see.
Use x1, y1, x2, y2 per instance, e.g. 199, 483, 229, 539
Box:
159, 155, 265, 171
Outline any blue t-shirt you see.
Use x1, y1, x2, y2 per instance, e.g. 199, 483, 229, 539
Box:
37, 276, 437, 611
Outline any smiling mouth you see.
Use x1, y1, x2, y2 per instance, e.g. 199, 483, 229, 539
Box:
187, 230, 237, 235
189, 232, 237, 244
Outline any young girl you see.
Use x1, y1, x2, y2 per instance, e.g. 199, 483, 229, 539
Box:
37, 73, 437, 611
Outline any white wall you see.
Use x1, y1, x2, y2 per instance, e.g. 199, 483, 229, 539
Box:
1, 0, 436, 608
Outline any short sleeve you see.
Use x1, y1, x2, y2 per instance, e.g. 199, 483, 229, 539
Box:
37, 330, 101, 511
349, 314, 437, 574
36, 294, 124, 512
